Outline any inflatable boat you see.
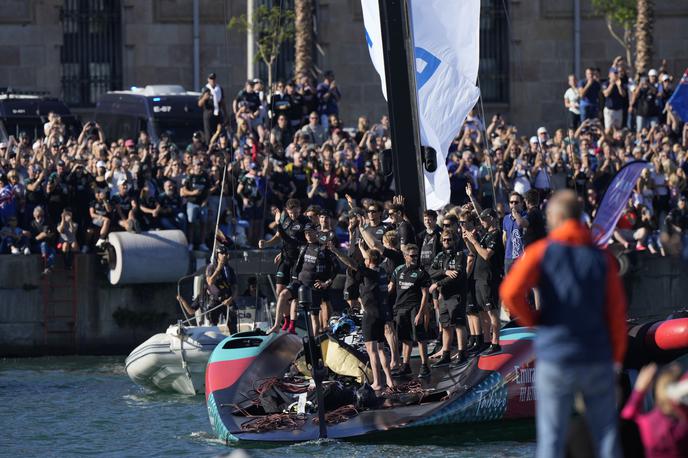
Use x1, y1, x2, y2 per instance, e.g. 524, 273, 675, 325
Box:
206, 327, 537, 443
125, 324, 228, 395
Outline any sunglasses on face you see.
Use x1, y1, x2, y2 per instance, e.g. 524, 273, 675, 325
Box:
509, 200, 520, 205
442, 238, 454, 242
367, 209, 378, 214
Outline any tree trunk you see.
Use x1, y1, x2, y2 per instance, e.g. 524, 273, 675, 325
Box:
635, 0, 654, 75
294, 0, 314, 79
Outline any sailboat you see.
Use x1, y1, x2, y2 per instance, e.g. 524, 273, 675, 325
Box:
202, 0, 688, 442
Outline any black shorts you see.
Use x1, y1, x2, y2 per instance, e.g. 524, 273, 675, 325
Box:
286, 281, 330, 315
439, 296, 466, 328
394, 306, 430, 343
465, 280, 481, 315
276, 259, 293, 285
475, 280, 499, 312
343, 273, 359, 301
362, 311, 385, 342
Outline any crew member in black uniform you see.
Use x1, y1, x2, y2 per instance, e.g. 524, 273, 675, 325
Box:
268, 223, 338, 334
389, 244, 432, 378
429, 230, 469, 367
464, 208, 504, 355
331, 243, 395, 390
460, 209, 482, 354
360, 228, 404, 370
419, 210, 442, 269
259, 198, 308, 329
316, 209, 337, 330
387, 199, 416, 250
205, 245, 239, 330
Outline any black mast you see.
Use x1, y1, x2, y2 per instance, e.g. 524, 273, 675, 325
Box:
378, 0, 425, 227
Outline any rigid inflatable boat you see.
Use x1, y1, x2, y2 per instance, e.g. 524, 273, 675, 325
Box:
126, 324, 228, 395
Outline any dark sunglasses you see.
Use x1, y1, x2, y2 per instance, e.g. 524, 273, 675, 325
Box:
367, 209, 379, 214
442, 223, 453, 227
442, 238, 454, 242
509, 200, 520, 204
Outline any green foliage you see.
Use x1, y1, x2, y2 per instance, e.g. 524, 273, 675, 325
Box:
591, 0, 637, 26
228, 5, 296, 67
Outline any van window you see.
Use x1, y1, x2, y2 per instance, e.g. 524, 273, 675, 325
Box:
152, 117, 202, 147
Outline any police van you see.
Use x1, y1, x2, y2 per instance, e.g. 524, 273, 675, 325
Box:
94, 85, 204, 146
0, 90, 81, 142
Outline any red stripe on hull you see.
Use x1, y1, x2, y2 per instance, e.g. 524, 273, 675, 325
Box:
205, 357, 255, 400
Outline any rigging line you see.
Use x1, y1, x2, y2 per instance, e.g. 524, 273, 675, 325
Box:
476, 75, 499, 210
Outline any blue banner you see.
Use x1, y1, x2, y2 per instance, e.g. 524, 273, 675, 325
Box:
591, 161, 648, 247
668, 69, 688, 123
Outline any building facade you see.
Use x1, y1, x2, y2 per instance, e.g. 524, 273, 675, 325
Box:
0, 0, 686, 134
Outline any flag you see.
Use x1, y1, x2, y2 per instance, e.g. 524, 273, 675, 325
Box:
361, 0, 481, 210
667, 69, 688, 122
591, 161, 648, 247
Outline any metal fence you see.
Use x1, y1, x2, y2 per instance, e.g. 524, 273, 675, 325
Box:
60, 0, 123, 107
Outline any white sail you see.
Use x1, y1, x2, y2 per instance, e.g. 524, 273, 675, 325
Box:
361, 0, 481, 210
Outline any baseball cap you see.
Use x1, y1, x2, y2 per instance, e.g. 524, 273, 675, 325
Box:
609, 67, 619, 74
661, 74, 670, 82
648, 69, 658, 76
124, 139, 135, 148
249, 162, 258, 170
96, 160, 106, 169
208, 72, 217, 80
537, 126, 547, 135
666, 377, 688, 406
364, 160, 373, 168
0, 142, 6, 149
529, 136, 539, 144
117, 178, 129, 186
251, 78, 262, 85
303, 222, 317, 233
480, 208, 498, 220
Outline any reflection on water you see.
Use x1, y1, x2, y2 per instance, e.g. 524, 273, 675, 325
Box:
1, 356, 535, 457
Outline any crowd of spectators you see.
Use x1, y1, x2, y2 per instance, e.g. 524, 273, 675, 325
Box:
0, 58, 687, 275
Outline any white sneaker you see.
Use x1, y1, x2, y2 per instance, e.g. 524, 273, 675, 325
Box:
188, 243, 194, 251
11, 246, 20, 255
23, 247, 31, 256
199, 243, 210, 252
95, 238, 106, 248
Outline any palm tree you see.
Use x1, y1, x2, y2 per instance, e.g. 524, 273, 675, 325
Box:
294, 0, 314, 79
635, 0, 654, 75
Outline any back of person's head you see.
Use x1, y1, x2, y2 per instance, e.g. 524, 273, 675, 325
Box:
524, 189, 539, 207
656, 363, 683, 416
546, 190, 581, 230
383, 230, 399, 248
367, 249, 382, 266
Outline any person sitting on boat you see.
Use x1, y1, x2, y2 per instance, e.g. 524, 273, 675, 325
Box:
267, 223, 338, 335
500, 190, 627, 458
259, 198, 308, 331
329, 241, 395, 390
205, 245, 238, 331
389, 243, 432, 378
464, 208, 504, 356
428, 229, 469, 367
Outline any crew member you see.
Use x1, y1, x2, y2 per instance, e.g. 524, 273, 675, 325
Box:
331, 242, 395, 390
500, 190, 627, 458
464, 208, 504, 355
205, 245, 239, 331
389, 244, 432, 378
268, 223, 338, 334
259, 198, 308, 330
429, 229, 469, 367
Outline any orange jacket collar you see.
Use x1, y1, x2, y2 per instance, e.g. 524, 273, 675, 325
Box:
548, 219, 593, 245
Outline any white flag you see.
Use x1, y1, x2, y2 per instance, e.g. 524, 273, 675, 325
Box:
361, 0, 481, 210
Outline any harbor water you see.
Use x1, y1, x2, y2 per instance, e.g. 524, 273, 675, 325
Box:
1, 356, 536, 457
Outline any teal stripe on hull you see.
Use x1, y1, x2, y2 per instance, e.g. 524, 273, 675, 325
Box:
207, 392, 237, 443
208, 333, 278, 364
499, 328, 536, 341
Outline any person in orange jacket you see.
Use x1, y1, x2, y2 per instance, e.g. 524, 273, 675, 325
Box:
500, 189, 628, 458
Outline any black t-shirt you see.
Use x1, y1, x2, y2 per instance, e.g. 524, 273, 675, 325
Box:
419, 226, 441, 268
381, 247, 404, 274
288, 165, 309, 199
636, 86, 660, 117
29, 218, 52, 241
317, 228, 336, 246
524, 207, 546, 246
158, 192, 183, 214
183, 173, 209, 205
111, 191, 134, 218
430, 249, 467, 298
278, 214, 308, 262
604, 82, 626, 110
238, 172, 261, 203
206, 262, 237, 300
90, 199, 109, 217
270, 92, 292, 116
270, 171, 293, 199
235, 89, 260, 113
356, 264, 389, 318
391, 264, 431, 311
295, 243, 338, 285
473, 229, 504, 282
395, 220, 417, 247
363, 222, 390, 243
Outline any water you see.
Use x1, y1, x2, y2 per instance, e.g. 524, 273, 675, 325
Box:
0, 356, 535, 457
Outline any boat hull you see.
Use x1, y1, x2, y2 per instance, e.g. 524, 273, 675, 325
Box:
206, 327, 537, 443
